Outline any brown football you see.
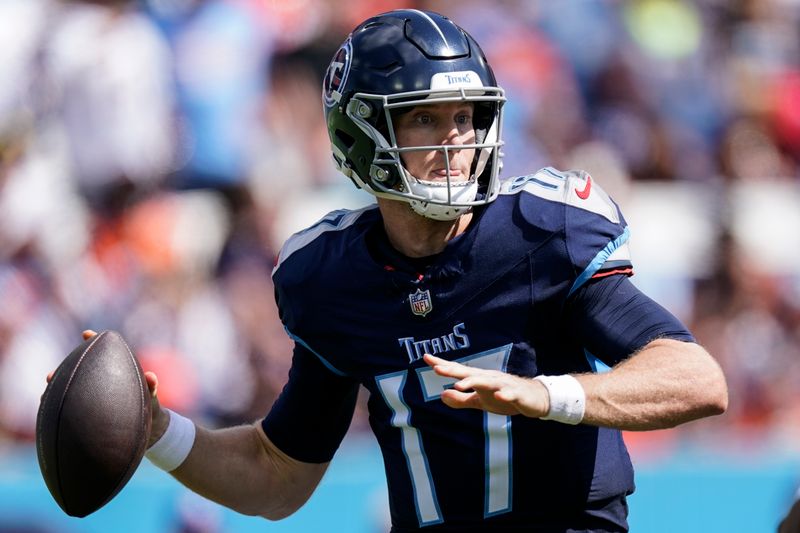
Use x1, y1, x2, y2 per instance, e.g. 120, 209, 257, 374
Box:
36, 330, 152, 517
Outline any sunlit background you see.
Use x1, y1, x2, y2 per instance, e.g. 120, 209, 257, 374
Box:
1, 0, 799, 531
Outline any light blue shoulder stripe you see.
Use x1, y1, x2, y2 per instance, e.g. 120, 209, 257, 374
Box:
285, 327, 347, 377
584, 349, 611, 373
568, 226, 631, 297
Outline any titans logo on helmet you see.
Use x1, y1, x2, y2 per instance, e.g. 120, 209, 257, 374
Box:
323, 38, 352, 107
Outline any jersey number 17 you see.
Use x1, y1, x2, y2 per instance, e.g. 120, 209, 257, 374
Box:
376, 344, 513, 527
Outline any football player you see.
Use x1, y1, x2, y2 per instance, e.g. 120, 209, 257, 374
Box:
138, 9, 728, 532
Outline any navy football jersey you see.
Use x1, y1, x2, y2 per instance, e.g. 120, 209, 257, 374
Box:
263, 168, 693, 532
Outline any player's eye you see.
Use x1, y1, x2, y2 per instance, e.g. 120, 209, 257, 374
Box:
414, 113, 433, 125
455, 113, 473, 125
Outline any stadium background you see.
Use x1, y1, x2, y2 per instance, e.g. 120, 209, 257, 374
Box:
1, 0, 799, 531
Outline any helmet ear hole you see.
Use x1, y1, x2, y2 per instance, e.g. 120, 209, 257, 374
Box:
335, 129, 356, 149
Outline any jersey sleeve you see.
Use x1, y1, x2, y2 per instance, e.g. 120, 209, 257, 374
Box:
562, 171, 634, 297
566, 274, 695, 368
261, 343, 360, 463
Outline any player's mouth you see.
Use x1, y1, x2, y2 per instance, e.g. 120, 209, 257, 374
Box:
428, 168, 468, 181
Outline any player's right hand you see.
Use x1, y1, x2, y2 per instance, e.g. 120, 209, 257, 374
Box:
47, 331, 169, 448
78, 330, 168, 448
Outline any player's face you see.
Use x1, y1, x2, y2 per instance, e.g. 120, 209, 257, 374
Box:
394, 102, 476, 183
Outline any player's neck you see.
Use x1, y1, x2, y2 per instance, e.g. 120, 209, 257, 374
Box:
377, 198, 472, 258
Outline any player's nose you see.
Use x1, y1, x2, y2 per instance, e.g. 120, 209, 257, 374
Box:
441, 123, 465, 146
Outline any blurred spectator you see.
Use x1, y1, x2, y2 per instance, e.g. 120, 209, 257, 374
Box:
144, 0, 274, 195
43, 0, 175, 211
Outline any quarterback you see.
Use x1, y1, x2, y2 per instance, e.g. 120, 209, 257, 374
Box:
137, 9, 728, 532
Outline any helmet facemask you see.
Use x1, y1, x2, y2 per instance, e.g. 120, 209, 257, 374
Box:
345, 86, 505, 221
323, 10, 506, 220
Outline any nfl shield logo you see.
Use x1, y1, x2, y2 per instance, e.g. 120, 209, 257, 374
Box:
409, 288, 433, 317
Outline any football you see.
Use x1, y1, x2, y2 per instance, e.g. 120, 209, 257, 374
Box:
36, 330, 152, 517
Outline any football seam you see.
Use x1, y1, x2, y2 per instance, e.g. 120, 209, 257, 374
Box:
95, 333, 149, 510
54, 331, 107, 512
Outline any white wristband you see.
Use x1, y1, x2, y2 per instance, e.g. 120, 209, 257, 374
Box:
145, 409, 196, 472
534, 374, 586, 425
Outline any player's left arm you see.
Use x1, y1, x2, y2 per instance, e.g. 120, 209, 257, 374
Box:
426, 338, 726, 431
426, 276, 728, 430
575, 337, 727, 429
564, 270, 728, 430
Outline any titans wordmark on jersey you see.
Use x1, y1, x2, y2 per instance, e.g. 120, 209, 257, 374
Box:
264, 168, 686, 531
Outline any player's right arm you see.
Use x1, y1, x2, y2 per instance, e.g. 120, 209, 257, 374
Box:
149, 210, 361, 518
81, 329, 357, 520
151, 403, 328, 520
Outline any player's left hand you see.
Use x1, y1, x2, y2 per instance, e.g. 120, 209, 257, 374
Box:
423, 354, 550, 418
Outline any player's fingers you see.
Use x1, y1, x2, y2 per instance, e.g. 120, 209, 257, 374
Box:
424, 354, 470, 375
423, 353, 447, 366
429, 359, 473, 379
453, 376, 488, 392
144, 371, 158, 398
454, 372, 506, 393
42, 370, 56, 401
82, 329, 98, 341
441, 389, 482, 410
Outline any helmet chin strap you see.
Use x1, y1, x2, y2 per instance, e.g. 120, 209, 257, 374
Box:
408, 200, 473, 221
404, 168, 479, 221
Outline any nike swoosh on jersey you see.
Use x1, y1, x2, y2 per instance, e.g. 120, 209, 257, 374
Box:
575, 175, 592, 200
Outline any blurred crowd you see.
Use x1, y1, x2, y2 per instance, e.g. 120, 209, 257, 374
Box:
1, 0, 799, 457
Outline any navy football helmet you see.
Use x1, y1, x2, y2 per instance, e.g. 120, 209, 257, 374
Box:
323, 9, 505, 220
